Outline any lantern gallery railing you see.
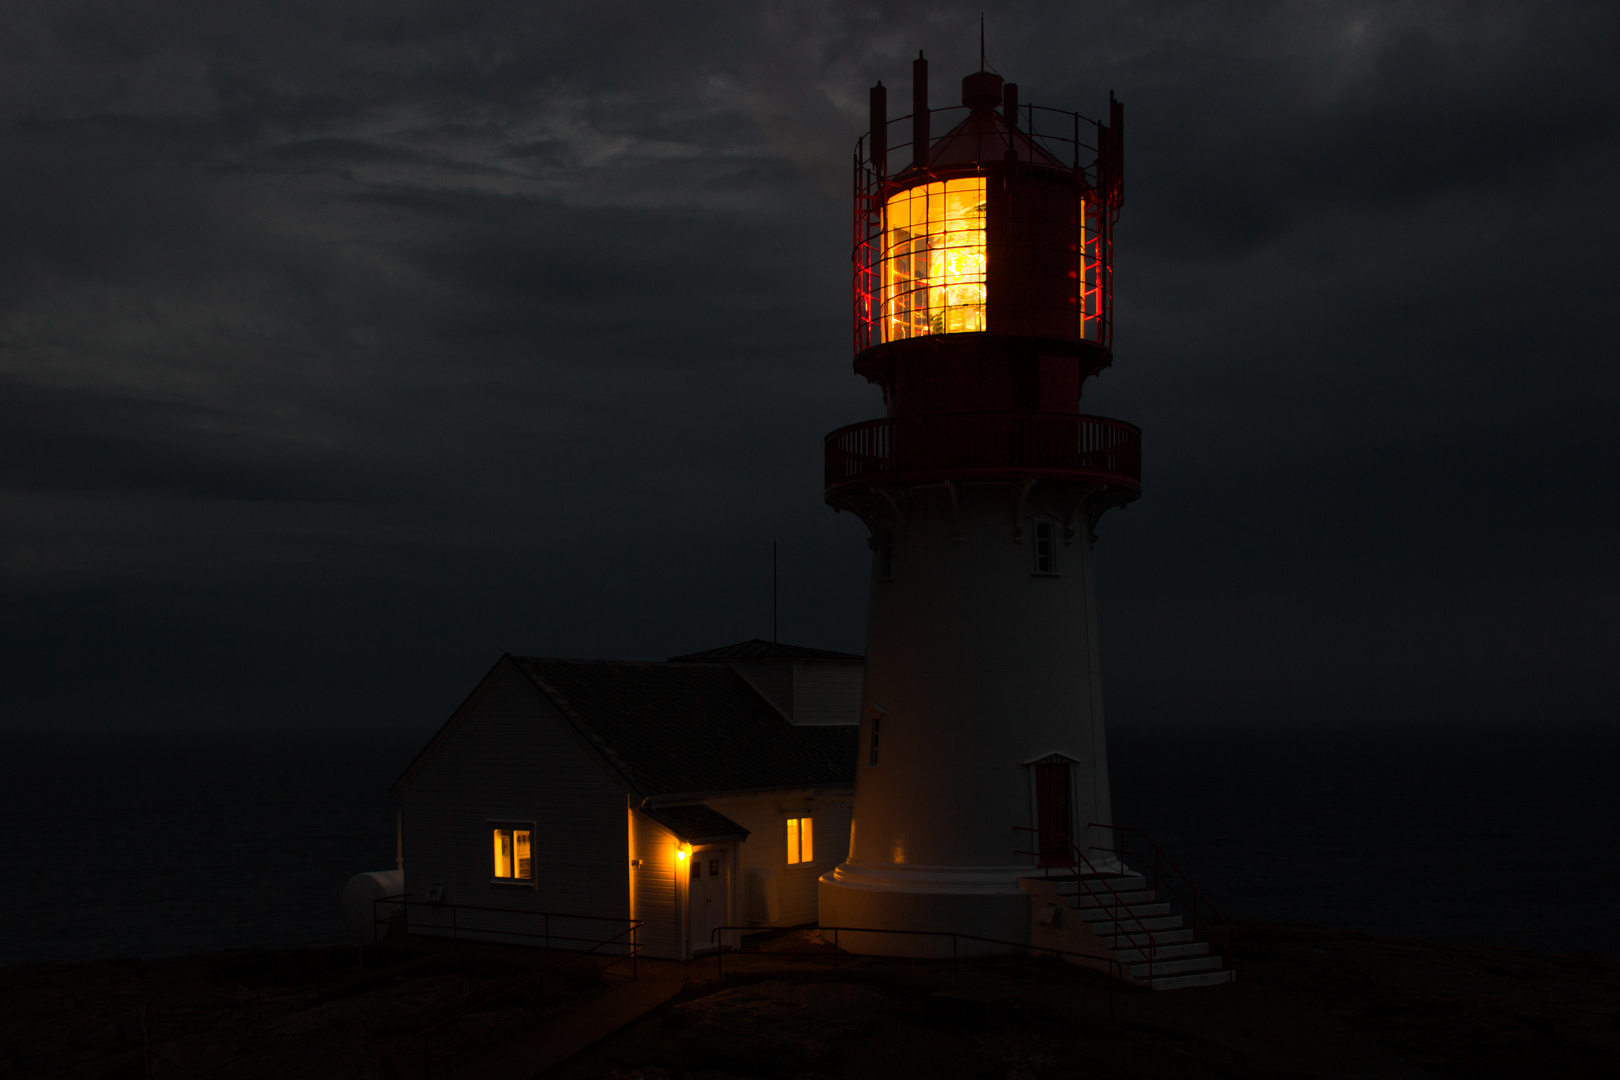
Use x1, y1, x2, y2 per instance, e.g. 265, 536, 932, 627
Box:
824, 412, 1141, 498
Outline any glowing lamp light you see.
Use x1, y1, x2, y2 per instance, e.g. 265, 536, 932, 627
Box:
879, 177, 988, 342
676, 843, 692, 862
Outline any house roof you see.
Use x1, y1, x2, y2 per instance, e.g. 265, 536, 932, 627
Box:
510, 657, 857, 798
639, 803, 750, 844
668, 639, 864, 662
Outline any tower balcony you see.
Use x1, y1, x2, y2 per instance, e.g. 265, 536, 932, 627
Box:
824, 412, 1141, 499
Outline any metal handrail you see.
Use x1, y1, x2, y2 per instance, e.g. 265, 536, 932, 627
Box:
706, 923, 1129, 986
1012, 825, 1166, 981
1086, 823, 1239, 961
372, 893, 640, 954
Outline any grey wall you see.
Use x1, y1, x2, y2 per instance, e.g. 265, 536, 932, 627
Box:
399, 669, 630, 947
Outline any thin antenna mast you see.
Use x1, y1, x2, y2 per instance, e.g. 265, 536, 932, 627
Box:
772, 493, 779, 643
979, 14, 985, 71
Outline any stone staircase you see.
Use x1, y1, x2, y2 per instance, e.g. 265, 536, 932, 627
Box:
1019, 873, 1235, 990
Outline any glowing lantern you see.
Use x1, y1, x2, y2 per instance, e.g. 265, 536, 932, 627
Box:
881, 178, 988, 341
852, 61, 1124, 411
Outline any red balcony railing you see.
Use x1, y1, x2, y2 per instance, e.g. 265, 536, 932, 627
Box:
824, 412, 1141, 497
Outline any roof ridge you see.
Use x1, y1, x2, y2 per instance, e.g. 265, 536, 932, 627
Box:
512, 661, 648, 795
507, 656, 857, 797
511, 656, 681, 666
669, 638, 864, 662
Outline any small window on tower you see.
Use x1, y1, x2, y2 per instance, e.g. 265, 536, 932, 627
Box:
867, 705, 884, 767
786, 816, 814, 865
491, 827, 533, 881
1034, 521, 1057, 574
878, 530, 894, 579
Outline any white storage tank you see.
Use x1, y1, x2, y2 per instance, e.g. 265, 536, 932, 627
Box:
342, 870, 405, 946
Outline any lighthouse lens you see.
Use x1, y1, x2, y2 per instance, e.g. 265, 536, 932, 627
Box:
880, 178, 987, 342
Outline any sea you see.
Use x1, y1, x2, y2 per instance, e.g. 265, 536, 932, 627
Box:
1, 723, 1616, 968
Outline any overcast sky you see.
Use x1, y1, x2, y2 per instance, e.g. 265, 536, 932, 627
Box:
1, 0, 1615, 734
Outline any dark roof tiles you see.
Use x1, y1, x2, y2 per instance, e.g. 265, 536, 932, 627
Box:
511, 657, 856, 798
640, 804, 750, 843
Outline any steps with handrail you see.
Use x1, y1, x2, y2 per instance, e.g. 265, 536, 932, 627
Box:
1014, 825, 1236, 990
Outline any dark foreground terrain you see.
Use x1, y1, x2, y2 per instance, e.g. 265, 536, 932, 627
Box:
3, 922, 1617, 1079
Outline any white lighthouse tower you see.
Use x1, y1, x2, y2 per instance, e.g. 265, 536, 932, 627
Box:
819, 56, 1137, 949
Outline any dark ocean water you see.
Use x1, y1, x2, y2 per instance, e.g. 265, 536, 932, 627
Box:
1109, 723, 1620, 959
0, 723, 1616, 967
0, 731, 416, 968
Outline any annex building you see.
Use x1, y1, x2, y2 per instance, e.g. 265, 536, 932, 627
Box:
385, 641, 861, 960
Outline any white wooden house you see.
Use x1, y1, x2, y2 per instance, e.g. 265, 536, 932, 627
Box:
387, 641, 861, 960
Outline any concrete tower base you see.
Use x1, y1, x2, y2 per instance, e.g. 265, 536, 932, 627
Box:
817, 865, 1031, 957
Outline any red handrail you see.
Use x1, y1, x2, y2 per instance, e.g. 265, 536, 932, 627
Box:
852, 101, 1118, 356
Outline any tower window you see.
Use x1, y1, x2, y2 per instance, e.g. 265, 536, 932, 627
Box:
867, 706, 884, 766
491, 827, 532, 881
1034, 521, 1056, 574
878, 530, 894, 579
786, 816, 814, 865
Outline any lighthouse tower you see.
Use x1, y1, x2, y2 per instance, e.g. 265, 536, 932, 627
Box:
818, 56, 1138, 949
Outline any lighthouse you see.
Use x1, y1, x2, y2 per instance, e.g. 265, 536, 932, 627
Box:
818, 56, 1138, 949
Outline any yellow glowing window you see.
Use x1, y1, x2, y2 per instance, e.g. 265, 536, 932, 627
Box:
492, 827, 532, 880
786, 816, 814, 865
880, 177, 987, 342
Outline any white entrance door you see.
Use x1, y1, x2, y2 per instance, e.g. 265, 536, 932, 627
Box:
688, 846, 731, 954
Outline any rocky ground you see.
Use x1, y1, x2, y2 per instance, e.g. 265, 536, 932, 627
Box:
3, 921, 1617, 1079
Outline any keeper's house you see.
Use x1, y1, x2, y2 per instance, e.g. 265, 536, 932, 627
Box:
387, 641, 860, 960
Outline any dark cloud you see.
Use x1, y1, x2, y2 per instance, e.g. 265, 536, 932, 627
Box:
0, 379, 361, 499
0, 0, 1615, 732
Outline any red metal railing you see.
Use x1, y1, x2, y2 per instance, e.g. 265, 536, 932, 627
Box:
853, 101, 1120, 356
824, 411, 1140, 497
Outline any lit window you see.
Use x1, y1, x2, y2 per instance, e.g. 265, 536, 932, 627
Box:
1034, 521, 1056, 574
492, 827, 532, 880
880, 177, 988, 342
786, 816, 814, 865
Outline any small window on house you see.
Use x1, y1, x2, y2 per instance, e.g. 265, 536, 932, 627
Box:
1034, 521, 1056, 574
786, 816, 814, 864
492, 827, 532, 880
878, 530, 895, 579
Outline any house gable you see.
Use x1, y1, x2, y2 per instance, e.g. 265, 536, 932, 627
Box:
394, 661, 632, 918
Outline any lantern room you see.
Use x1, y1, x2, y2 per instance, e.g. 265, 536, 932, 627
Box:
854, 59, 1123, 417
